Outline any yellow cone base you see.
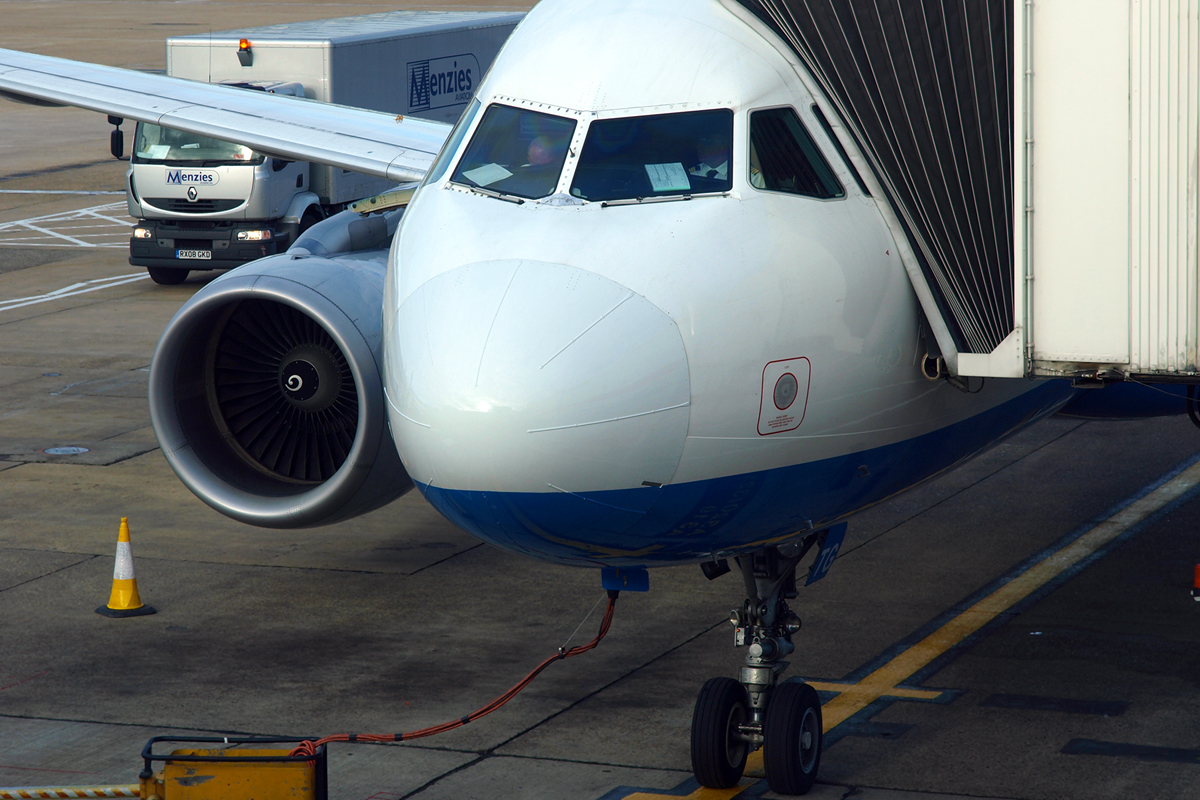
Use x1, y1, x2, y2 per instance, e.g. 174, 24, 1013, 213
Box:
97, 581, 155, 617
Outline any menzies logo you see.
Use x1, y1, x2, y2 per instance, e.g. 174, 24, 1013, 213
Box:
408, 54, 480, 113
166, 169, 219, 186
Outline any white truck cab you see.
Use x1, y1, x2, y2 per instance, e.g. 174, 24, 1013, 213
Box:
125, 11, 523, 284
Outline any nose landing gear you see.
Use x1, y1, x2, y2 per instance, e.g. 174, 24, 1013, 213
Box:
690, 535, 827, 795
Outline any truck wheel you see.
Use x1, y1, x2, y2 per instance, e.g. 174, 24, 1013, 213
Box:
147, 267, 188, 285
298, 209, 322, 235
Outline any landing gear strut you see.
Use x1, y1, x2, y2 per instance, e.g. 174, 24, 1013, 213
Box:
690, 536, 825, 795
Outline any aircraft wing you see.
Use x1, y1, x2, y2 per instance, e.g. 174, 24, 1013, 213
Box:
0, 48, 450, 183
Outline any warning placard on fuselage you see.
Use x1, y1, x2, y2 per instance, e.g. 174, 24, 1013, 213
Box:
758, 357, 810, 435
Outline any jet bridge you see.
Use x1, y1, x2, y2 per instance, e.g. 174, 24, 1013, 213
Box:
739, 0, 1199, 382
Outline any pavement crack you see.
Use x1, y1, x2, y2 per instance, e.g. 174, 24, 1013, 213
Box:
487, 618, 727, 753
406, 542, 486, 576
0, 553, 98, 594
398, 754, 487, 799
0, 712, 261, 738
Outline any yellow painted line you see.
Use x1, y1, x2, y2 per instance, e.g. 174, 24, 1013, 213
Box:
617, 458, 1200, 800
819, 458, 1200, 730
805, 681, 943, 701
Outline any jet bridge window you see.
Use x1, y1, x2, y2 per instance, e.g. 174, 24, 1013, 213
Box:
450, 104, 576, 200
569, 109, 733, 202
748, 108, 843, 199
132, 123, 262, 166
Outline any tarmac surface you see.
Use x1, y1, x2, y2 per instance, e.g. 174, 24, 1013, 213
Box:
2, 3, 1200, 799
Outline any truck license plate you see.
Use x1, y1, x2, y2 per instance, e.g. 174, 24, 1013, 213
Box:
176, 249, 211, 260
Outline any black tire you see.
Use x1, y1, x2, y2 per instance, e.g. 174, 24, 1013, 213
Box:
763, 680, 822, 795
298, 209, 322, 235
690, 677, 749, 788
147, 267, 188, 285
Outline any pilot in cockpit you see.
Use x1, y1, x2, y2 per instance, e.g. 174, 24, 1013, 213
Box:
525, 134, 564, 168
689, 135, 729, 181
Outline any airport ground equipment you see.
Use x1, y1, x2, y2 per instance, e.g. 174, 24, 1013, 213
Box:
0, 598, 618, 800
124, 10, 521, 284
0, 788, 140, 799
139, 738, 328, 800
741, 0, 1199, 384
0, 739, 326, 800
95, 517, 155, 618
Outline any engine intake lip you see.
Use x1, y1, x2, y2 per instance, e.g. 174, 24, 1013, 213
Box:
149, 267, 389, 528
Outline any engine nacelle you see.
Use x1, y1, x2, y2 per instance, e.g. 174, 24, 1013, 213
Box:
149, 244, 411, 528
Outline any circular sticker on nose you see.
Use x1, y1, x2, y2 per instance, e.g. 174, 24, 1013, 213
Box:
758, 358, 810, 435
773, 373, 798, 410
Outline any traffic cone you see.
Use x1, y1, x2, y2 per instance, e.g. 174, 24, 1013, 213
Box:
95, 518, 156, 618
1192, 564, 1200, 602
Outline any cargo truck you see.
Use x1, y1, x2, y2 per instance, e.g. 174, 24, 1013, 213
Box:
123, 10, 522, 284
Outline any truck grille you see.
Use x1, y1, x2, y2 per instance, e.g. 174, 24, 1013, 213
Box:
145, 198, 244, 214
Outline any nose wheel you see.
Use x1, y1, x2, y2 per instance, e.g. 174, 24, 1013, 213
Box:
690, 534, 831, 795
690, 677, 749, 788
763, 680, 822, 794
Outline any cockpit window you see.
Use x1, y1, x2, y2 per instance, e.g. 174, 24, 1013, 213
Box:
748, 108, 844, 199
450, 104, 576, 200
570, 109, 733, 202
424, 98, 480, 187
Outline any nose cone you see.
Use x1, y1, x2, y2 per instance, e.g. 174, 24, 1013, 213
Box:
386, 260, 690, 559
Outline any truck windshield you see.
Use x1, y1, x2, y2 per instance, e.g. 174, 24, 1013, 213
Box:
132, 123, 263, 166
450, 104, 576, 200
569, 109, 733, 202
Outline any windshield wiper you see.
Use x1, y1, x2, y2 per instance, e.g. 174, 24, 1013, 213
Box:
457, 177, 525, 205
602, 193, 692, 207
600, 191, 729, 208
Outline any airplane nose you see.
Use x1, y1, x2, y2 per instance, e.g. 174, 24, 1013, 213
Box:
386, 260, 691, 559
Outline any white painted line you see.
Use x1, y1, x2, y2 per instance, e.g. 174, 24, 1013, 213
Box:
0, 273, 149, 313
0, 202, 133, 248
0, 190, 125, 195
12, 222, 93, 247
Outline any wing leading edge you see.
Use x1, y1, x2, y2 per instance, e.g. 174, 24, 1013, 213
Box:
0, 48, 449, 183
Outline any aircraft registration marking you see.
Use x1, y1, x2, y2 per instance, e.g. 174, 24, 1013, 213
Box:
609, 455, 1200, 800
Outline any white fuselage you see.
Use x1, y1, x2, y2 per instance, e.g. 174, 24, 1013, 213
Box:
381, 0, 1072, 566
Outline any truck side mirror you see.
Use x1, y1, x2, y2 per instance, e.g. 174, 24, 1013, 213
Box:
271, 157, 294, 172
110, 128, 125, 159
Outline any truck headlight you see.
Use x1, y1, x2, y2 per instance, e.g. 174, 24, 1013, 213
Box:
132, 227, 153, 239
236, 229, 273, 241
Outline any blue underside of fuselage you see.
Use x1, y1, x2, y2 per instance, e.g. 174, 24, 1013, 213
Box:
418, 380, 1078, 567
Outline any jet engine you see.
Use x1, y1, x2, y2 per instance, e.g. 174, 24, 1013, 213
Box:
148, 214, 411, 528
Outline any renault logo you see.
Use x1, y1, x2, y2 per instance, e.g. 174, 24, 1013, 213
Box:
186, 186, 198, 201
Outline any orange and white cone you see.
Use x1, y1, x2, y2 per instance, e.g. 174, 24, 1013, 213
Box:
95, 518, 155, 618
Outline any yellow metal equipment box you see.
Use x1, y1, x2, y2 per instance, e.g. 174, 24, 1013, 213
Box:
140, 737, 327, 800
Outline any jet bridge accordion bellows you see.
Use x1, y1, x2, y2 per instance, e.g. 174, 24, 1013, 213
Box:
740, 0, 1014, 355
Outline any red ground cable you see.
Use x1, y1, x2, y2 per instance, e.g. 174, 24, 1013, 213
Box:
291, 592, 619, 757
